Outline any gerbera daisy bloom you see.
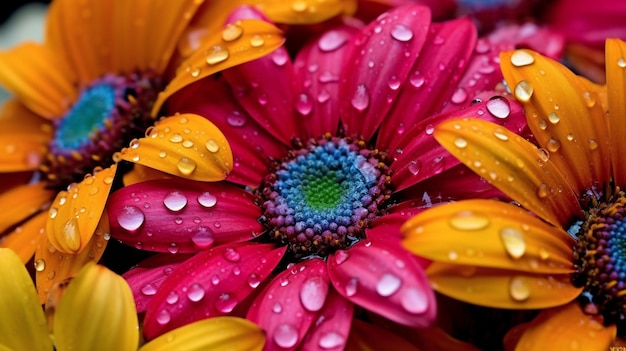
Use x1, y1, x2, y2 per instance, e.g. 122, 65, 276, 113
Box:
107, 4, 535, 348
0, 0, 291, 300
402, 39, 626, 349
0, 247, 265, 351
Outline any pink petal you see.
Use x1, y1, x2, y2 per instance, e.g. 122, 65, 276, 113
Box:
389, 96, 527, 191
299, 288, 354, 351
123, 253, 192, 313
143, 243, 286, 339
293, 26, 359, 139
376, 17, 477, 150
247, 258, 329, 351
339, 5, 431, 141
108, 179, 263, 253
328, 239, 436, 327
166, 76, 286, 187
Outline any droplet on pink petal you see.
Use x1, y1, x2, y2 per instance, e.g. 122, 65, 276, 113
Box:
273, 323, 300, 348
299, 276, 328, 312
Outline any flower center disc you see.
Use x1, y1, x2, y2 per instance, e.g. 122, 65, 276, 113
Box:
259, 136, 391, 259
43, 72, 163, 190
573, 191, 626, 331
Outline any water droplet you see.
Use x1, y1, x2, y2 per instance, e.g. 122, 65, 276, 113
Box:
227, 112, 246, 127
547, 138, 561, 152
588, 139, 598, 150
299, 276, 328, 312
409, 72, 425, 87
537, 148, 550, 162
250, 35, 264, 47
166, 291, 179, 304
351, 84, 370, 112
141, 283, 157, 296
387, 76, 401, 90
273, 324, 299, 348
500, 227, 526, 259
548, 112, 560, 124
205, 139, 220, 153
451, 88, 467, 104
223, 247, 241, 262
211, 275, 220, 285
163, 191, 188, 212
318, 30, 348, 52
376, 273, 402, 296
156, 309, 171, 325
177, 157, 197, 175
186, 283, 205, 302
158, 150, 167, 158
117, 205, 145, 232
449, 211, 490, 230
514, 81, 534, 102
168, 242, 179, 254
221, 23, 243, 42
582, 91, 596, 107
401, 287, 428, 314
197, 192, 217, 208
408, 160, 421, 175
425, 124, 434, 135
34, 258, 46, 272
619, 57, 626, 68
493, 128, 509, 141
319, 331, 346, 349
291, 0, 307, 12
296, 93, 313, 116
215, 292, 238, 313
206, 45, 230, 65
454, 137, 467, 148
49, 207, 58, 219
537, 183, 549, 198
448, 250, 458, 260
334, 250, 349, 265
345, 277, 358, 296
247, 273, 261, 288
190, 67, 201, 78
390, 24, 413, 42
510, 50, 535, 66
486, 97, 510, 118
191, 227, 215, 249
509, 276, 530, 301
538, 247, 550, 260
169, 133, 183, 143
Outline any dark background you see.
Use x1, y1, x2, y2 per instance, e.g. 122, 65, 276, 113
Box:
1, 0, 50, 25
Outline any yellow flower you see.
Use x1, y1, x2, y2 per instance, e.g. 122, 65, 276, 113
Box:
402, 39, 626, 350
0, 248, 265, 351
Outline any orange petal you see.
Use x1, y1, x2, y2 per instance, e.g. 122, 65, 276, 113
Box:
0, 100, 52, 172
119, 114, 232, 181
346, 319, 421, 351
0, 182, 54, 234
605, 39, 626, 187
510, 303, 615, 351
46, 165, 117, 253
152, 19, 284, 115
255, 0, 353, 24
0, 43, 77, 119
500, 49, 611, 194
35, 212, 110, 303
425, 262, 581, 309
0, 211, 47, 264
122, 164, 176, 187
565, 43, 607, 84
434, 118, 582, 227
402, 199, 575, 274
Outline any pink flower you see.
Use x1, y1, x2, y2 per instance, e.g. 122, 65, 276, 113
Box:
108, 4, 532, 349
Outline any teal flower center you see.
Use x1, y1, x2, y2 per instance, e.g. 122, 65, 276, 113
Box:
259, 136, 391, 259
43, 73, 163, 190
573, 191, 626, 334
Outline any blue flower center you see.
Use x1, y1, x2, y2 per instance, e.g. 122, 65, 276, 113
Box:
43, 73, 163, 190
573, 192, 626, 330
53, 83, 115, 151
259, 136, 391, 259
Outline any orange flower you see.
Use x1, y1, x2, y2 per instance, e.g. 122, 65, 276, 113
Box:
0, 0, 287, 301
402, 39, 626, 350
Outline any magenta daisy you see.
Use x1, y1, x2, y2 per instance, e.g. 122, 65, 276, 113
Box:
108, 4, 533, 349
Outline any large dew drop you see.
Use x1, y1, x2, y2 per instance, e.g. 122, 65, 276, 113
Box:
299, 276, 328, 312
509, 276, 530, 301
510, 50, 535, 67
163, 191, 188, 212
390, 24, 413, 42
117, 205, 145, 232
376, 273, 402, 297
448, 211, 490, 231
273, 323, 299, 348
499, 227, 526, 259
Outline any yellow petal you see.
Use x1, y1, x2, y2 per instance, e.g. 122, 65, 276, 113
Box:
434, 118, 582, 227
425, 262, 581, 309
46, 165, 117, 253
140, 317, 265, 351
54, 263, 139, 351
345, 319, 421, 351
120, 114, 232, 181
152, 19, 284, 115
0, 211, 47, 263
36, 213, 110, 303
0, 248, 52, 351
402, 199, 575, 274
0, 43, 77, 119
0, 182, 54, 234
0, 100, 52, 172
512, 303, 615, 351
605, 39, 626, 187
122, 164, 175, 187
500, 49, 611, 194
